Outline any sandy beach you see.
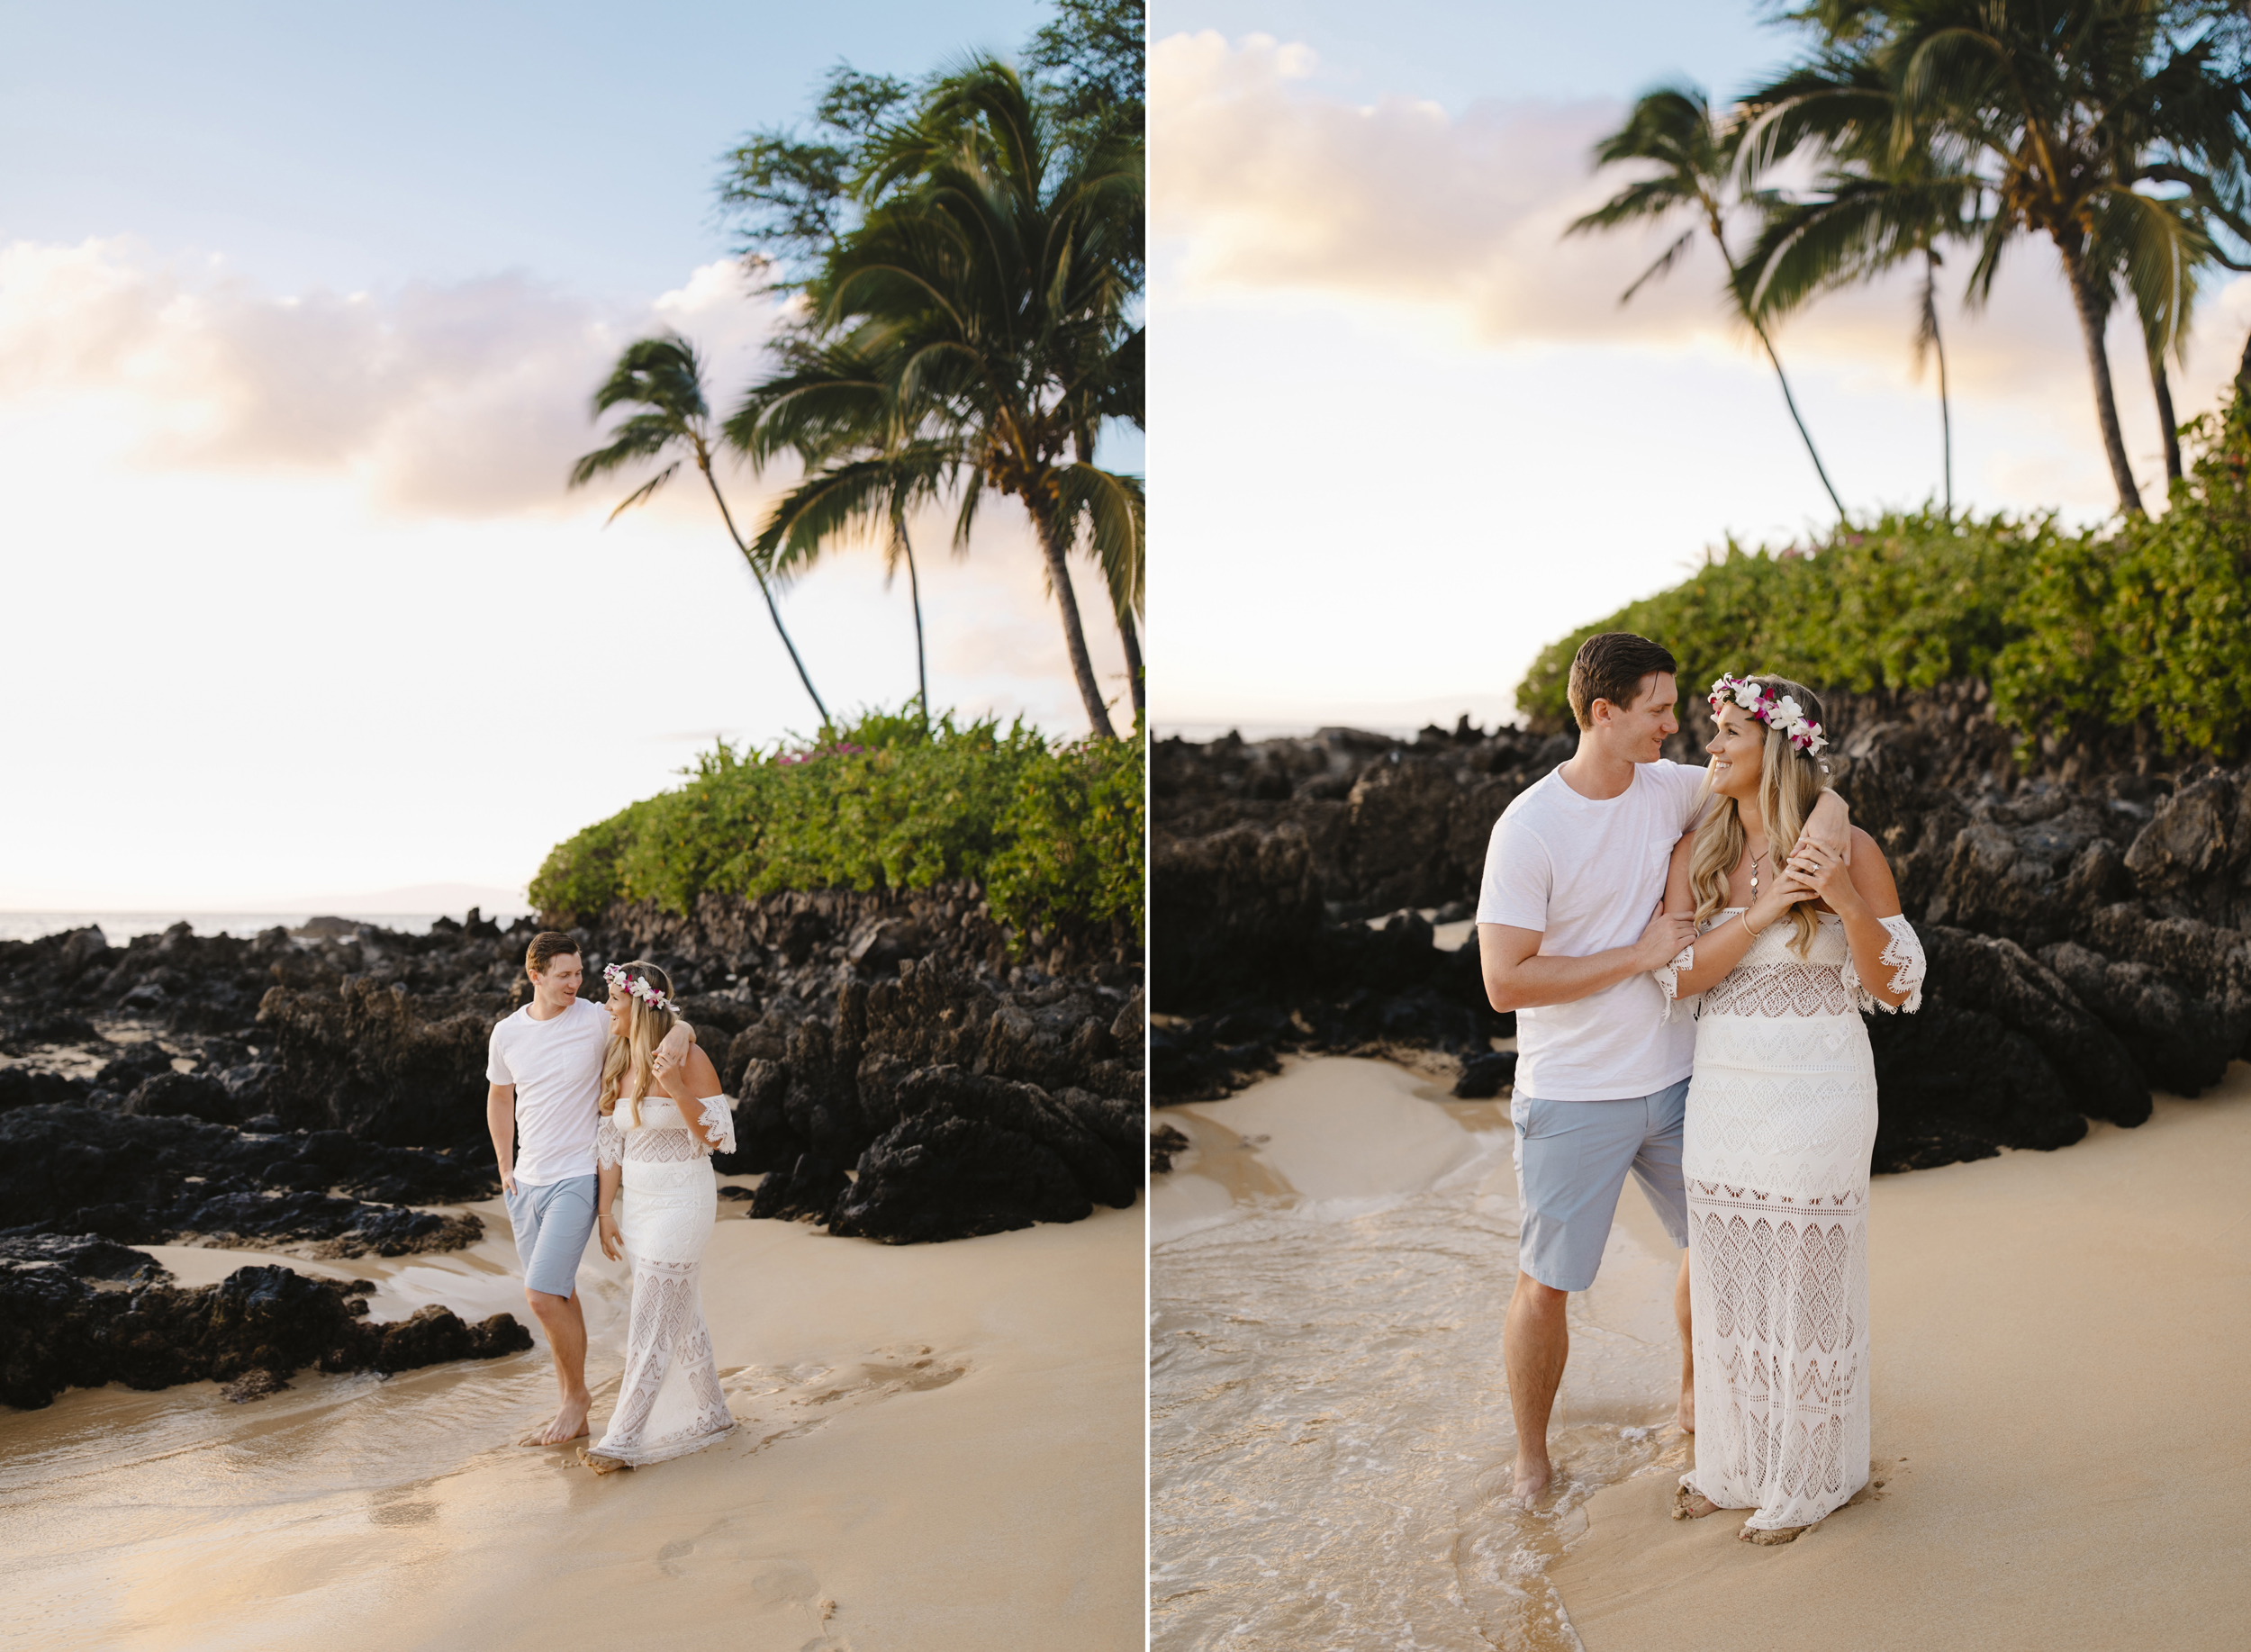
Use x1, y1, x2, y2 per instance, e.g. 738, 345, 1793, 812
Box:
1153, 1053, 2251, 1651
1551, 1065, 2251, 1652
2, 1188, 1144, 1652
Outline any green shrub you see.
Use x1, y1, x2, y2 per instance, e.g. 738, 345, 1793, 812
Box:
528, 705, 1146, 944
987, 719, 1148, 942
1515, 508, 2044, 731
1518, 404, 2251, 763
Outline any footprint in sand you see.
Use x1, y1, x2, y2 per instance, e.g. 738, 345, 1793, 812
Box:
656, 1526, 846, 1646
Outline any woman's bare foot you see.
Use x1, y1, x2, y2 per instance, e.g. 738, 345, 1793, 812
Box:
1740, 1521, 1812, 1545
519, 1393, 591, 1447
576, 1447, 629, 1476
1671, 1485, 1722, 1521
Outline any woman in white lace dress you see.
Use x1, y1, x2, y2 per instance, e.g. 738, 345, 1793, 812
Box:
1656, 674, 1925, 1543
578, 959, 738, 1475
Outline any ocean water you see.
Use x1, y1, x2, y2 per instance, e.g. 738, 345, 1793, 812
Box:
0, 911, 530, 945
1151, 1058, 1688, 1652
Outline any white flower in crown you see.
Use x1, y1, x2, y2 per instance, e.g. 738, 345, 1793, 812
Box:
1734, 681, 1764, 709
1774, 694, 1804, 724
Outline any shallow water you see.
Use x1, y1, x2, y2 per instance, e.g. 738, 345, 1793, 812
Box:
0, 1199, 634, 1649
1150, 1058, 1689, 1652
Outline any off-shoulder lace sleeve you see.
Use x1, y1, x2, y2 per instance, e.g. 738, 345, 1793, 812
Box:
1843, 914, 1925, 1014
693, 1095, 736, 1157
1655, 942, 1697, 1024
595, 1115, 624, 1169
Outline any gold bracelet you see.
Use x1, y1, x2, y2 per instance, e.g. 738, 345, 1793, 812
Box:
1740, 911, 1765, 939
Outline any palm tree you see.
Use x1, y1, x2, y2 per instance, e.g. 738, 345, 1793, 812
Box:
804, 58, 1144, 739
1785, 0, 2251, 516
1737, 60, 1982, 509
728, 328, 957, 727
1569, 85, 1850, 519
568, 334, 830, 724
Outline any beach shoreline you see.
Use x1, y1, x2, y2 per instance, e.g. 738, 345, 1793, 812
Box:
1153, 1052, 2251, 1651
2, 1187, 1146, 1652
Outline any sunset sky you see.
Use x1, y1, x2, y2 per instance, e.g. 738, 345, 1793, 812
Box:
1150, 0, 2251, 735
1, 0, 1138, 912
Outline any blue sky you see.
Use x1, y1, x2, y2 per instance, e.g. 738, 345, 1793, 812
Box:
1150, 2, 2251, 734
0, 0, 1136, 911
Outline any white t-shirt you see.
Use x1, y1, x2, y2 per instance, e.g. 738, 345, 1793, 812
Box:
484, 997, 610, 1187
1476, 760, 1707, 1100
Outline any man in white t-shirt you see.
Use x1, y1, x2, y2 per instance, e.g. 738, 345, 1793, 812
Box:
1476, 632, 1849, 1506
486, 930, 693, 1447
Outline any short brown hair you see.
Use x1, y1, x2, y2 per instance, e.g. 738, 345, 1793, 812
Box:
1568, 632, 1678, 730
525, 931, 581, 975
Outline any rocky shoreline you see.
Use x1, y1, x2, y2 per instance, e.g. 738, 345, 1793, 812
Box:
0, 885, 1144, 1405
1153, 688, 2251, 1174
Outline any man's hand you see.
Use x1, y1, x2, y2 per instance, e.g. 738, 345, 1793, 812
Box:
653, 1021, 695, 1073
1802, 789, 1852, 864
1632, 901, 1697, 972
500, 1168, 517, 1196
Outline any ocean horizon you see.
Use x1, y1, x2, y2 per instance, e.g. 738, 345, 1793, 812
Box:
0, 908, 537, 946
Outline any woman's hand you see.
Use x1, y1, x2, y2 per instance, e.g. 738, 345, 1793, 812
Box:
1784, 836, 1863, 915
1745, 866, 1818, 934
597, 1211, 622, 1261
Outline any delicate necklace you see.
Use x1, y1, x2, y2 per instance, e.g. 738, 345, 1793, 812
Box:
1748, 844, 1768, 898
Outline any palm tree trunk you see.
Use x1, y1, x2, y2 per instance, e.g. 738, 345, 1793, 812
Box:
2061, 246, 2144, 516
1925, 253, 1953, 516
894, 515, 928, 731
1032, 497, 1117, 740
1116, 604, 1145, 719
1748, 318, 1850, 520
697, 458, 832, 725
2150, 351, 2183, 483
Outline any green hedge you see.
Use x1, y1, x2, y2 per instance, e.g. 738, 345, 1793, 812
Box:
529, 707, 1146, 944
1517, 410, 2251, 760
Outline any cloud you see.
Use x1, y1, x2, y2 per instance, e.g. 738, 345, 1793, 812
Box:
1151, 31, 2251, 419
0, 238, 788, 519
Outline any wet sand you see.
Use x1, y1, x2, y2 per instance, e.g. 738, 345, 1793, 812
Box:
3, 1189, 1145, 1652
1550, 1064, 2251, 1652
1151, 1056, 1687, 1651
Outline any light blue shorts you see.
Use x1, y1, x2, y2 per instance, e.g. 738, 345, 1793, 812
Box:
1512, 1079, 1690, 1293
504, 1174, 598, 1299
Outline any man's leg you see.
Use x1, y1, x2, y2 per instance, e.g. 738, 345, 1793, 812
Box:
513, 1177, 599, 1445
1626, 1077, 1695, 1435
523, 1286, 591, 1444
1505, 1093, 1643, 1507
1504, 1271, 1569, 1505
1675, 1251, 1695, 1434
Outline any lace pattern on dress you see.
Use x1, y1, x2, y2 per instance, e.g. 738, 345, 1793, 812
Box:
693, 1095, 737, 1156
1840, 913, 1926, 1014
594, 1117, 624, 1169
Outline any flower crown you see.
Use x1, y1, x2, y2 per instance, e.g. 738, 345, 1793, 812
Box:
1710, 674, 1829, 756
602, 961, 679, 1015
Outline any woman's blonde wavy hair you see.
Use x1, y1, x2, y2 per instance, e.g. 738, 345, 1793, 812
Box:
599, 959, 675, 1129
1688, 674, 1831, 958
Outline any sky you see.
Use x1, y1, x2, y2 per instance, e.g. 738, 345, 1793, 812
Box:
1149, 0, 2251, 736
0, 0, 1140, 913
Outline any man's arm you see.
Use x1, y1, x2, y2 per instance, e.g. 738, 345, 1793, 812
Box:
1797, 788, 1851, 865
1478, 903, 1696, 1013
486, 1083, 517, 1195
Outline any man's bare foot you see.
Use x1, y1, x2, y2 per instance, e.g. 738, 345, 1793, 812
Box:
1676, 1386, 1695, 1434
1508, 1457, 1554, 1509
1740, 1521, 1813, 1545
1671, 1485, 1722, 1521
576, 1446, 629, 1476
519, 1394, 590, 1447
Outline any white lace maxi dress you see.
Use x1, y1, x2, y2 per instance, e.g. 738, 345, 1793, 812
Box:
590, 1093, 739, 1467
1658, 910, 1925, 1531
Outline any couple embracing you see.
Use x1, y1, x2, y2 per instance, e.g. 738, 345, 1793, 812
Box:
484, 932, 739, 1474
1478, 631, 1925, 1542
